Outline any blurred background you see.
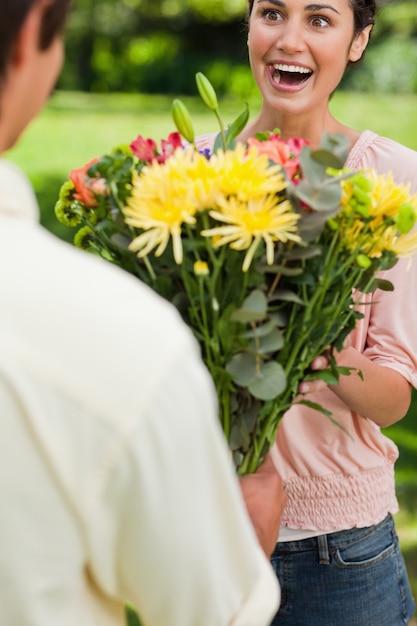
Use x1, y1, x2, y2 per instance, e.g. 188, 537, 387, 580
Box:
6, 0, 417, 613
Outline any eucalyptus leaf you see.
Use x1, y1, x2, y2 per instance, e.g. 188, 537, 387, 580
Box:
229, 423, 250, 449
299, 148, 328, 187
294, 180, 342, 212
319, 132, 350, 163
249, 327, 285, 354
311, 149, 345, 169
248, 361, 287, 400
230, 289, 268, 323
226, 353, 257, 386
260, 263, 303, 277
296, 210, 337, 240
282, 243, 322, 260
268, 289, 305, 305
240, 319, 277, 339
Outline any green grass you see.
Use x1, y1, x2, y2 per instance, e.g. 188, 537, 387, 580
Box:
7, 89, 417, 241
7, 89, 417, 611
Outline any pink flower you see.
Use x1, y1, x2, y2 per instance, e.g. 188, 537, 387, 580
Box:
70, 158, 107, 208
247, 132, 309, 182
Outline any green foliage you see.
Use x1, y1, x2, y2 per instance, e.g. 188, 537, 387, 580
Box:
60, 0, 417, 96
342, 36, 417, 94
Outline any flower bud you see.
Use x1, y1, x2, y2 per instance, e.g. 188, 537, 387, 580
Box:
396, 202, 416, 234
351, 173, 374, 193
194, 260, 210, 276
356, 254, 372, 269
352, 186, 372, 208
172, 99, 194, 143
196, 72, 218, 111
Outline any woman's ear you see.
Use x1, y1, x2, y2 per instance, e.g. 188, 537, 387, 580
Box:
349, 24, 373, 63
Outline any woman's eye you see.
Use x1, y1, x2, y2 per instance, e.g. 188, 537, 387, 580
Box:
310, 15, 330, 28
262, 9, 283, 22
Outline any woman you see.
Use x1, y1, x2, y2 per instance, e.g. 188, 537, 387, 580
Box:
196, 1, 417, 624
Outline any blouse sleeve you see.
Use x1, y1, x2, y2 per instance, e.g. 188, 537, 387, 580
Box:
349, 133, 417, 388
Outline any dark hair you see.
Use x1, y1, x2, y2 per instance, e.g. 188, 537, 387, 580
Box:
246, 0, 376, 35
0, 0, 71, 83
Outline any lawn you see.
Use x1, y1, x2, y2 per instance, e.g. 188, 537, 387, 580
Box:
7, 89, 417, 615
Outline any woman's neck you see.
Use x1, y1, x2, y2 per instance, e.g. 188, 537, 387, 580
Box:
238, 108, 360, 152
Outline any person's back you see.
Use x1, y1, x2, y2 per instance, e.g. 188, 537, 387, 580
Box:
0, 158, 280, 625
0, 1, 283, 624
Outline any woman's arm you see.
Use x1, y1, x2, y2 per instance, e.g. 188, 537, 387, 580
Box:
299, 348, 412, 427
330, 346, 412, 427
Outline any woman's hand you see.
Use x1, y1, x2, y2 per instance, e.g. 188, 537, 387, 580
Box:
298, 353, 330, 395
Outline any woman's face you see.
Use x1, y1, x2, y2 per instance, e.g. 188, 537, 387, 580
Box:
247, 0, 370, 118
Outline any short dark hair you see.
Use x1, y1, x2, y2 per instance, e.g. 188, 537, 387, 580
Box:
246, 0, 376, 35
0, 0, 71, 83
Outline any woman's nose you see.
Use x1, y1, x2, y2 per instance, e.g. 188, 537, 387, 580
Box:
275, 20, 305, 54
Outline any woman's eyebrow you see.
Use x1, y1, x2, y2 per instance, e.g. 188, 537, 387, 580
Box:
255, 0, 341, 15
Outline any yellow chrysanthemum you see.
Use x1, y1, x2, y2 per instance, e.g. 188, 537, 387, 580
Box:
201, 194, 301, 271
124, 149, 213, 263
368, 170, 417, 219
210, 144, 287, 201
383, 226, 417, 258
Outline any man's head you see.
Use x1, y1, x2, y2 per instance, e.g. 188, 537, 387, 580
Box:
0, 0, 70, 152
0, 0, 70, 87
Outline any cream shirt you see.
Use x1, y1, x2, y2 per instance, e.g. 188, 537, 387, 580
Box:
0, 160, 279, 626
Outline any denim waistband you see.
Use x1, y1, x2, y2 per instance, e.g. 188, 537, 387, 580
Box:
277, 514, 394, 559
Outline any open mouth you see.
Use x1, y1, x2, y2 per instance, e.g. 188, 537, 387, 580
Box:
272, 63, 312, 86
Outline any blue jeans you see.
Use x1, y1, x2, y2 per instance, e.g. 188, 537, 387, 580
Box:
270, 515, 415, 625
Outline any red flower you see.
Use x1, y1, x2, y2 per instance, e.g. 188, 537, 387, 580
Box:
129, 136, 159, 163
70, 158, 107, 208
130, 132, 183, 164
158, 132, 183, 163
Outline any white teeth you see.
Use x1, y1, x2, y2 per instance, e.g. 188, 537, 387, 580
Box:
273, 64, 311, 74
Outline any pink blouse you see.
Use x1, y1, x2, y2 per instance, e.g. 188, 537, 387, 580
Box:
196, 130, 417, 530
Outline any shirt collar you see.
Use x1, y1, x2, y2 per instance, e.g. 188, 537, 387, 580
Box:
0, 159, 40, 222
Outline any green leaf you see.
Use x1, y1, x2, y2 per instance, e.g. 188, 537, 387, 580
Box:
226, 353, 257, 386
299, 149, 327, 187
225, 103, 250, 145
230, 289, 268, 323
248, 362, 287, 400
311, 148, 345, 170
240, 319, 277, 339
260, 263, 303, 277
362, 277, 394, 293
294, 180, 342, 212
249, 328, 285, 354
269, 289, 305, 305
318, 132, 350, 163
125, 605, 143, 626
283, 244, 322, 260
303, 369, 339, 385
296, 399, 353, 439
296, 399, 333, 417
229, 423, 250, 450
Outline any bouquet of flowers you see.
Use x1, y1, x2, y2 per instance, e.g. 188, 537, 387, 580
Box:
55, 74, 417, 475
